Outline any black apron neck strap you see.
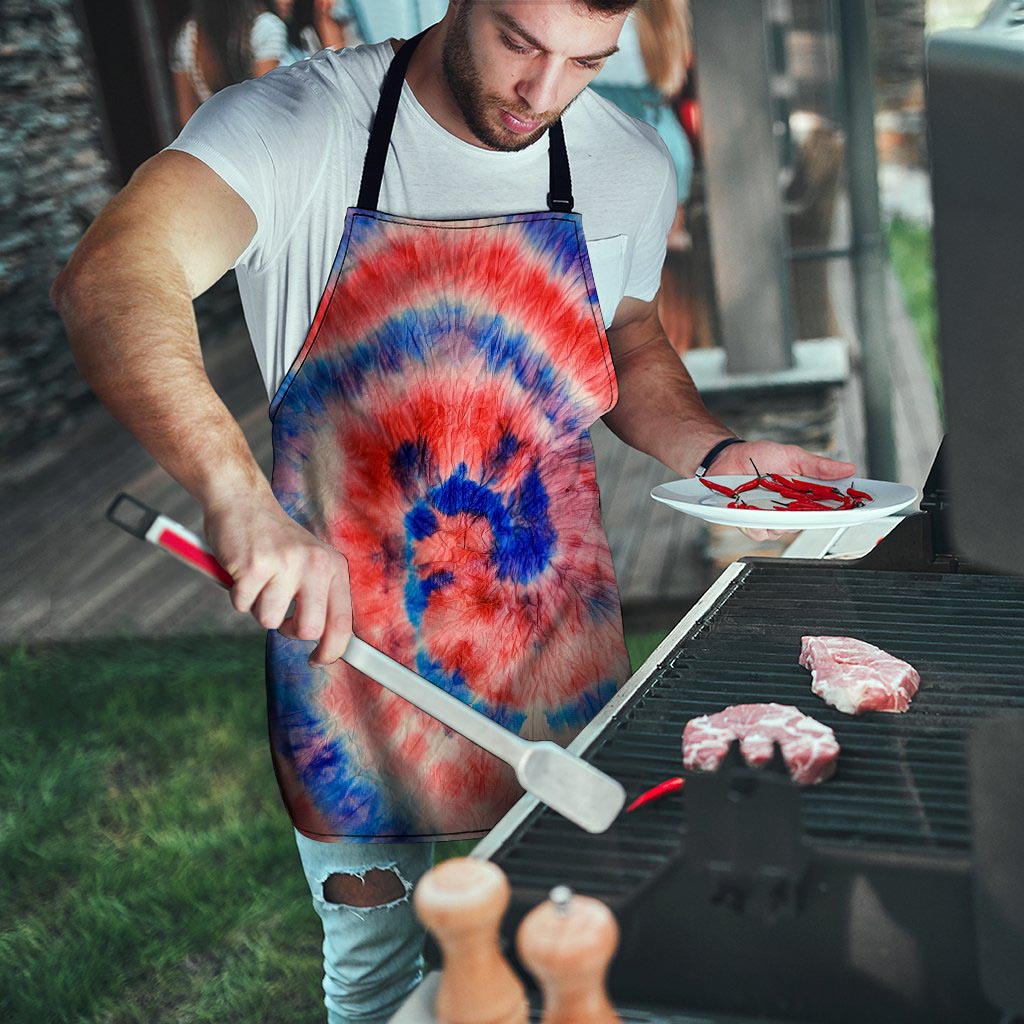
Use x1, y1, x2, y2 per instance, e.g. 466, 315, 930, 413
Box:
357, 30, 427, 212
357, 30, 575, 215
546, 119, 574, 213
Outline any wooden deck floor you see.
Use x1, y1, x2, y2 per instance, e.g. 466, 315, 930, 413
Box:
2, 250, 940, 644
0, 318, 704, 642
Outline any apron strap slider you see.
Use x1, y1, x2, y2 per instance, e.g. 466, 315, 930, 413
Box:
547, 192, 574, 213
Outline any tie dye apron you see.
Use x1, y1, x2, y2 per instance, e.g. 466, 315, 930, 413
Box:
266, 31, 631, 841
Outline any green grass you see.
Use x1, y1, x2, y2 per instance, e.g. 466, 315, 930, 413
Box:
1, 630, 666, 1022
887, 216, 942, 406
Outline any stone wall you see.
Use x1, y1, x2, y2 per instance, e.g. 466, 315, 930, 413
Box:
0, 0, 116, 459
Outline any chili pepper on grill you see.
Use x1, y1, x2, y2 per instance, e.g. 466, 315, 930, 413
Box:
625, 776, 685, 813
698, 477, 738, 498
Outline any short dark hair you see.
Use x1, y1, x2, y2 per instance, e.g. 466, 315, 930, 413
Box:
580, 0, 640, 13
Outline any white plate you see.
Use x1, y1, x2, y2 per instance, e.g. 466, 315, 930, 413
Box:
650, 476, 920, 530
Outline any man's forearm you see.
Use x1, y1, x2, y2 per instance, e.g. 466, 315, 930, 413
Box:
603, 332, 735, 478
52, 252, 272, 514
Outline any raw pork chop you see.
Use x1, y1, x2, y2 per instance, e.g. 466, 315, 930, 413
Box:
682, 703, 839, 785
799, 636, 920, 716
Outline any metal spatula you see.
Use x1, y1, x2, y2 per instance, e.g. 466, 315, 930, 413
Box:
107, 493, 626, 834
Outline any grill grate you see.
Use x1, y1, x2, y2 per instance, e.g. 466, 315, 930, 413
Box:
493, 563, 1024, 903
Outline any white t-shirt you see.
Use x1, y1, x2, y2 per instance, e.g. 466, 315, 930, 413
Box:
168, 40, 677, 399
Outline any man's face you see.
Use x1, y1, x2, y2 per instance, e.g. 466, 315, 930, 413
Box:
441, 1, 627, 151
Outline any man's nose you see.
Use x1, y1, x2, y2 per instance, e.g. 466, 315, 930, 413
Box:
517, 62, 561, 117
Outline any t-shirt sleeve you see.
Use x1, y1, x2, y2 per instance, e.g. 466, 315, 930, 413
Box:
165, 67, 340, 272
251, 12, 288, 63
623, 131, 678, 302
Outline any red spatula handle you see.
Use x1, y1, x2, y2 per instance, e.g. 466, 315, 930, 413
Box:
106, 493, 234, 589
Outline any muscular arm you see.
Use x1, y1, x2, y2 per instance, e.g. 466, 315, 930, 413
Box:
603, 294, 856, 535
52, 150, 262, 508
51, 151, 352, 660
603, 295, 734, 477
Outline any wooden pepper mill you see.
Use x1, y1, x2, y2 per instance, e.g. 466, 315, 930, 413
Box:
516, 885, 621, 1024
413, 856, 528, 1024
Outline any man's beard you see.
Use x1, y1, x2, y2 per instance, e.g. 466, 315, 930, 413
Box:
441, 4, 559, 152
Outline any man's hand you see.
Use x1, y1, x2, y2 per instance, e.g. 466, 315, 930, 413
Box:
204, 496, 353, 665
709, 439, 855, 482
708, 440, 857, 542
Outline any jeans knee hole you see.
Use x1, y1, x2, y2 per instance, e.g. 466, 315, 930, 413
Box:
322, 868, 408, 908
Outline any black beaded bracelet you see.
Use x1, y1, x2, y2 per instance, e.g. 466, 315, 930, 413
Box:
694, 437, 745, 478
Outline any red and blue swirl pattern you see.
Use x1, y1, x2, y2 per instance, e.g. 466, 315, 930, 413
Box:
267, 210, 630, 841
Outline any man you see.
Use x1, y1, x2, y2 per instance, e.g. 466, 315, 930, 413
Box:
52, 2, 855, 1020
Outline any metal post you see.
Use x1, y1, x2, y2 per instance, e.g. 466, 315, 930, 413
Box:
837, 1, 898, 480
131, 0, 178, 148
690, 0, 794, 374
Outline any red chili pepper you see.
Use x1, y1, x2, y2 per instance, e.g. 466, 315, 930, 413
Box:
775, 498, 835, 511
772, 473, 844, 499
758, 477, 802, 497
728, 499, 772, 509
626, 776, 685, 813
734, 478, 762, 494
761, 479, 824, 502
847, 486, 873, 501
768, 473, 816, 494
698, 477, 737, 498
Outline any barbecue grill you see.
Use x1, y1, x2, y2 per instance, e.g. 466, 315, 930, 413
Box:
473, 455, 1024, 1021
467, 9, 1024, 1022
393, 9, 1024, 1022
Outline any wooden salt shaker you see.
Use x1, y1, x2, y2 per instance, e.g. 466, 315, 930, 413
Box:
516, 885, 621, 1024
413, 857, 528, 1024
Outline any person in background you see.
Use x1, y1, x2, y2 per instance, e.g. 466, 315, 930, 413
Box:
171, 1, 289, 127
277, 0, 350, 63
592, 0, 693, 235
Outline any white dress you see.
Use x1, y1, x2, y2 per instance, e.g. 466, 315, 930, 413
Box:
170, 12, 288, 102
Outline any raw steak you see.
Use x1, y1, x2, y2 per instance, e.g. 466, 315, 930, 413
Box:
682, 703, 839, 785
799, 636, 920, 716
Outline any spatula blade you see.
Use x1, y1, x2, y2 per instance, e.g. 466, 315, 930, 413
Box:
517, 741, 625, 834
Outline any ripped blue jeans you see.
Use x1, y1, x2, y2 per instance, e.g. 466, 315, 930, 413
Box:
295, 829, 436, 1024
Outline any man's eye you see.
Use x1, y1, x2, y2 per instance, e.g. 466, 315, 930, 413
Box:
576, 59, 601, 71
501, 34, 531, 54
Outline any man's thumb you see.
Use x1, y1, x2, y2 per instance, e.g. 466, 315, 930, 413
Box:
803, 455, 856, 480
